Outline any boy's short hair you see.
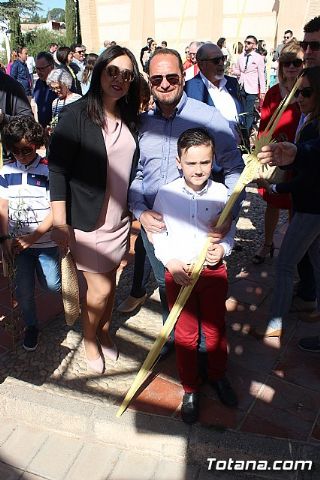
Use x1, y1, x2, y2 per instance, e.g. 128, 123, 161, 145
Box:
2, 116, 44, 150
177, 128, 215, 158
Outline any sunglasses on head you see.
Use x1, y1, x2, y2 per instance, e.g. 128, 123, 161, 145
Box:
149, 74, 181, 87
294, 87, 314, 98
105, 65, 134, 83
281, 59, 303, 68
300, 41, 320, 51
204, 55, 227, 64
10, 147, 34, 157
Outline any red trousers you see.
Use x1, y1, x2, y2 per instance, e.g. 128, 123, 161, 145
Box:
165, 263, 228, 393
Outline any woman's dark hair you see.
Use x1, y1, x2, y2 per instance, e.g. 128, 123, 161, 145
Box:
87, 45, 141, 129
2, 116, 44, 150
177, 128, 214, 158
82, 53, 98, 84
299, 66, 320, 122
217, 37, 226, 49
56, 46, 71, 65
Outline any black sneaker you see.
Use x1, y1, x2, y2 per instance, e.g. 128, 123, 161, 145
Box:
23, 326, 39, 351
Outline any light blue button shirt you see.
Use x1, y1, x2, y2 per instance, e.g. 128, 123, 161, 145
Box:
129, 92, 244, 220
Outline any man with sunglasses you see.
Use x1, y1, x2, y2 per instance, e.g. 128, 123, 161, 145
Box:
273, 29, 294, 61
129, 48, 244, 359
185, 42, 247, 147
70, 43, 86, 80
233, 35, 266, 133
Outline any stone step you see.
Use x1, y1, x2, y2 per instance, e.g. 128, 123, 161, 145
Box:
0, 377, 319, 479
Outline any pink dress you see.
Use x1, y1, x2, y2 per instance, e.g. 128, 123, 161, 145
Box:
70, 117, 136, 273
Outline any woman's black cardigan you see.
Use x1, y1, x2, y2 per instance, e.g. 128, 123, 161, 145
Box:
48, 98, 139, 231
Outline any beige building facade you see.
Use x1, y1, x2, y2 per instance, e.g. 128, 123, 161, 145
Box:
79, 0, 320, 62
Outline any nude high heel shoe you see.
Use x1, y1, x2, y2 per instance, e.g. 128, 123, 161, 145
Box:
83, 340, 105, 374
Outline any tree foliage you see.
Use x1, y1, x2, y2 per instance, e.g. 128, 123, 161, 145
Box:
65, 0, 76, 46
48, 8, 65, 23
23, 29, 67, 57
0, 1, 42, 48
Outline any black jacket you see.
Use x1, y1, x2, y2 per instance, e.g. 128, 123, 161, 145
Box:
48, 98, 139, 231
277, 120, 320, 214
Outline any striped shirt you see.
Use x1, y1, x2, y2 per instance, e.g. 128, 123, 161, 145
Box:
0, 155, 55, 248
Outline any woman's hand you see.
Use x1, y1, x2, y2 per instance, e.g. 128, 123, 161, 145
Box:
258, 143, 297, 167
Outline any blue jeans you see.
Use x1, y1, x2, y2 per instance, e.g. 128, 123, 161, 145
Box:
240, 90, 258, 132
268, 213, 320, 329
140, 228, 170, 324
14, 247, 61, 328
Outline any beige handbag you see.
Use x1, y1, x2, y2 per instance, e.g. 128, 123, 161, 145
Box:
61, 250, 80, 326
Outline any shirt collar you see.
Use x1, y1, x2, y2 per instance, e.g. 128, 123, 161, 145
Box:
200, 71, 226, 90
154, 91, 187, 118
181, 177, 210, 196
17, 154, 41, 171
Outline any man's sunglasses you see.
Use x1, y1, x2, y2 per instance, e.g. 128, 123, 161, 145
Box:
204, 55, 227, 64
10, 147, 34, 157
299, 41, 320, 51
149, 74, 181, 87
105, 65, 134, 83
281, 59, 303, 68
244, 40, 254, 45
294, 87, 314, 98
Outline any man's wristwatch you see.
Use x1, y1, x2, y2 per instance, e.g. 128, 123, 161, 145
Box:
269, 184, 278, 194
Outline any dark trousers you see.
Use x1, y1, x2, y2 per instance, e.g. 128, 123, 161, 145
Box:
130, 232, 152, 298
297, 253, 316, 301
165, 264, 228, 393
240, 90, 257, 132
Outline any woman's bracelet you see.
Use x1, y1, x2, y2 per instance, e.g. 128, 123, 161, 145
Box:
0, 235, 11, 243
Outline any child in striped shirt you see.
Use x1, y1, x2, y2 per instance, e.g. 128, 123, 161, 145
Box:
0, 116, 61, 351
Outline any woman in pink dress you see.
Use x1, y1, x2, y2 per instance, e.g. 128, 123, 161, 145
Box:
48, 46, 141, 374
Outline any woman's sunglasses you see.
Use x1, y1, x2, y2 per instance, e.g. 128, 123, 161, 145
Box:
149, 74, 181, 87
294, 87, 314, 98
281, 59, 303, 68
105, 65, 134, 83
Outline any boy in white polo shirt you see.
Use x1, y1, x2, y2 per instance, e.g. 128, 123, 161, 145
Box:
152, 127, 237, 424
0, 116, 61, 351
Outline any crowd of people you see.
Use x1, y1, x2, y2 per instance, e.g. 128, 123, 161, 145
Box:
0, 15, 320, 425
